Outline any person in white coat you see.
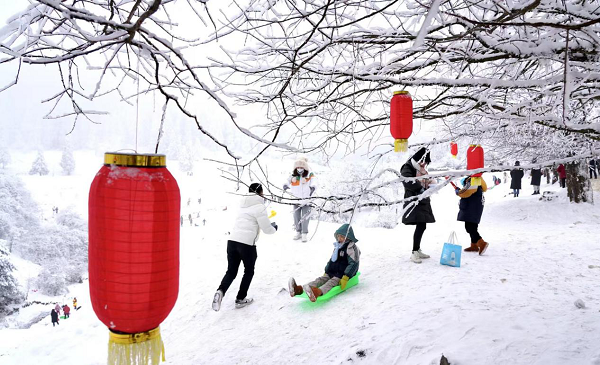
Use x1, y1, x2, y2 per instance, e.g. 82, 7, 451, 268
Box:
212, 183, 278, 311
283, 157, 316, 242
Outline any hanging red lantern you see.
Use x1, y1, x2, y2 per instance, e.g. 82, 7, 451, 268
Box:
466, 144, 484, 186
390, 91, 413, 152
89, 152, 180, 365
450, 141, 458, 158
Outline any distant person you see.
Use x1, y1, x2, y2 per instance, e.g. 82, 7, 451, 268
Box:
73, 297, 78, 310
62, 304, 70, 318
283, 157, 316, 242
54, 303, 61, 316
455, 177, 489, 255
590, 159, 598, 179
557, 164, 566, 188
51, 309, 59, 327
180, 215, 184, 227
188, 213, 192, 226
530, 162, 542, 195
401, 147, 435, 264
288, 224, 360, 302
203, 219, 206, 226
510, 161, 524, 197
212, 183, 277, 311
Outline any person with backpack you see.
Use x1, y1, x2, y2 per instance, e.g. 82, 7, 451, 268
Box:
212, 183, 278, 311
401, 147, 435, 264
283, 157, 316, 242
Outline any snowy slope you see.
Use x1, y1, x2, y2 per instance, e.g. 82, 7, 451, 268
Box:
1, 151, 599, 365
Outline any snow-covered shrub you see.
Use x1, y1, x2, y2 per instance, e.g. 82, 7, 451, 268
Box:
0, 173, 40, 242
358, 209, 399, 229
0, 148, 10, 169
35, 259, 68, 296
29, 151, 49, 176
0, 245, 25, 316
60, 148, 75, 175
56, 208, 87, 231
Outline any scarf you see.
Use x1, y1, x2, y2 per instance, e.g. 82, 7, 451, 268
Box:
331, 241, 343, 262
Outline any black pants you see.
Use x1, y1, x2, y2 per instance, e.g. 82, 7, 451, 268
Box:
560, 178, 566, 188
217, 240, 257, 300
590, 168, 597, 179
413, 222, 427, 252
465, 222, 482, 244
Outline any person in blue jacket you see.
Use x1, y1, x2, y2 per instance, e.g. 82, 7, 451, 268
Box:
287, 224, 360, 302
455, 176, 489, 255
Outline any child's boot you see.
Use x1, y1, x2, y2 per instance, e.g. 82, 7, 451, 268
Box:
477, 238, 489, 255
302, 285, 322, 302
464, 243, 479, 252
288, 277, 303, 297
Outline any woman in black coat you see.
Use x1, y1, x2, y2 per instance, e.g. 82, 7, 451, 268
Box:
401, 147, 435, 264
455, 177, 489, 255
530, 165, 542, 195
51, 309, 59, 327
510, 161, 524, 197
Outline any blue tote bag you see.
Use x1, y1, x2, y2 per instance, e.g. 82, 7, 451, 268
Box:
440, 231, 461, 267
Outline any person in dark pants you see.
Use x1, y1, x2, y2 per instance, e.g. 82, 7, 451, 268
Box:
212, 183, 277, 311
510, 161, 524, 197
401, 147, 435, 264
530, 165, 542, 195
557, 164, 566, 188
51, 309, 59, 327
455, 177, 489, 255
590, 159, 598, 179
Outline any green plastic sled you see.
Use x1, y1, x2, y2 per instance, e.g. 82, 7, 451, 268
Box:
297, 272, 360, 302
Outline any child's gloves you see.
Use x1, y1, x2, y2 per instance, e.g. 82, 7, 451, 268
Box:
340, 275, 350, 290
271, 222, 278, 231
455, 187, 460, 195
283, 184, 289, 191
309, 186, 316, 195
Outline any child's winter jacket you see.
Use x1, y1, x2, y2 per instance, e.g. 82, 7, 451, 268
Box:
325, 225, 360, 279
457, 178, 487, 224
286, 173, 316, 203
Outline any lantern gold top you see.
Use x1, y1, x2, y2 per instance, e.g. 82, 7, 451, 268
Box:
393, 91, 410, 95
104, 152, 166, 167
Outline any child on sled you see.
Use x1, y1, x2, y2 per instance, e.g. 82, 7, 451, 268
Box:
288, 224, 360, 302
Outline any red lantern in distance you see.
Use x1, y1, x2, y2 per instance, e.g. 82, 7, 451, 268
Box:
89, 152, 180, 365
450, 141, 458, 158
390, 91, 413, 152
466, 145, 484, 186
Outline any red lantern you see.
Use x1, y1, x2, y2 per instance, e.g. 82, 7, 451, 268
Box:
450, 141, 458, 158
466, 145, 484, 186
390, 91, 413, 152
89, 152, 180, 365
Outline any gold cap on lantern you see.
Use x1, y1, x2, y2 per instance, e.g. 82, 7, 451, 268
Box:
104, 152, 166, 167
393, 91, 409, 95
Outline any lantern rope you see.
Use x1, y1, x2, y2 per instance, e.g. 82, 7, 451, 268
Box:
135, 43, 140, 153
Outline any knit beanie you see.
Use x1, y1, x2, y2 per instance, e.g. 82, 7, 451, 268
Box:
294, 157, 310, 171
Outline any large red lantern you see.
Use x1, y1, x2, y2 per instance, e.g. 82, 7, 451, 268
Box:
466, 144, 484, 186
89, 152, 180, 365
390, 91, 413, 152
450, 141, 458, 158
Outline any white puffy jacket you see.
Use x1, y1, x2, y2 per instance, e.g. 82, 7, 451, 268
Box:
229, 194, 276, 246
286, 172, 317, 204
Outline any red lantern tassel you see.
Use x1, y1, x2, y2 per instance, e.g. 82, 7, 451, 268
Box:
108, 327, 165, 365
394, 139, 408, 152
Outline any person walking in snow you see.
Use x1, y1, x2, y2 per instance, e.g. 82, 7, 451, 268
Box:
212, 183, 278, 311
557, 163, 566, 188
73, 297, 78, 310
62, 304, 71, 318
288, 224, 360, 302
54, 303, 61, 316
530, 161, 542, 195
401, 147, 435, 264
510, 161, 524, 197
51, 309, 59, 327
455, 177, 489, 255
589, 159, 597, 179
283, 157, 316, 242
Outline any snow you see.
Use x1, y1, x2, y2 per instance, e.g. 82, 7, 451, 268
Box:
1, 151, 600, 364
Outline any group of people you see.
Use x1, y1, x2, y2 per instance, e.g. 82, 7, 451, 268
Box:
510, 161, 571, 197
50, 297, 77, 327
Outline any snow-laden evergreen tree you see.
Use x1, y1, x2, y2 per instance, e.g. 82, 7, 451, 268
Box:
35, 259, 68, 297
29, 151, 49, 176
0, 243, 25, 316
60, 147, 75, 175
0, 173, 39, 248
0, 148, 10, 169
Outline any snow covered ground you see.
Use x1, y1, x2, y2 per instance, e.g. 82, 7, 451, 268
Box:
1, 151, 599, 365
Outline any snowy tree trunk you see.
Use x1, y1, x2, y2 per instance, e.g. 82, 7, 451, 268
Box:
566, 161, 592, 203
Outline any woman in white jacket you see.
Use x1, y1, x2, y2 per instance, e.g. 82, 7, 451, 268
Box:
283, 157, 316, 242
212, 183, 277, 311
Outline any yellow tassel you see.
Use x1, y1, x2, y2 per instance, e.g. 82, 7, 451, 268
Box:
471, 177, 482, 186
108, 327, 165, 365
394, 139, 408, 152
451, 155, 457, 159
